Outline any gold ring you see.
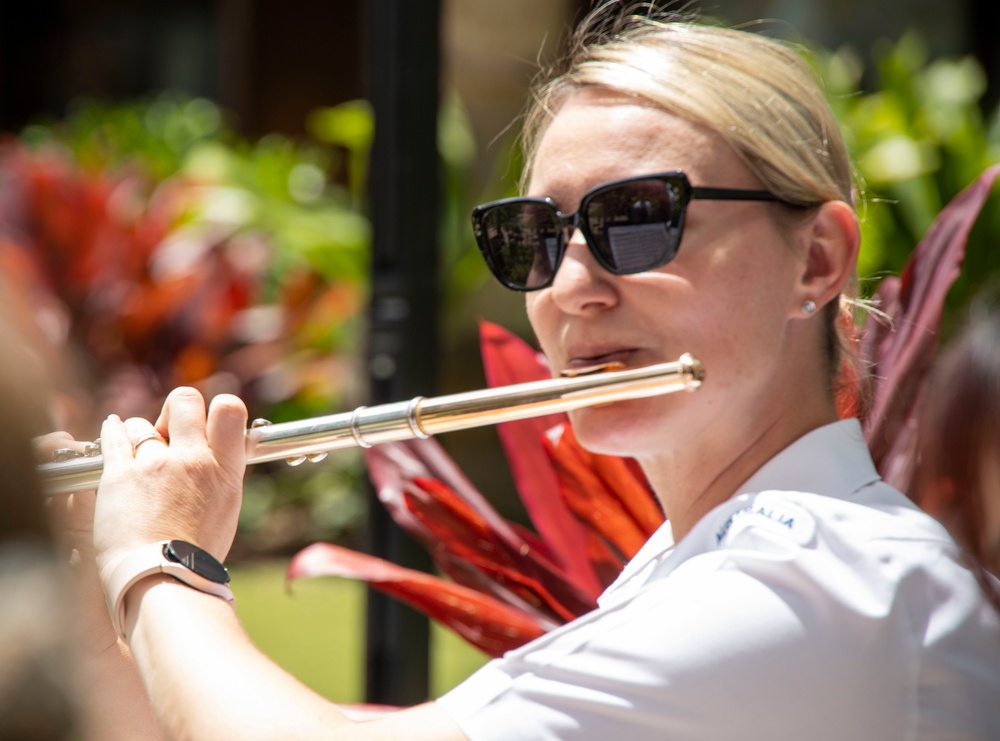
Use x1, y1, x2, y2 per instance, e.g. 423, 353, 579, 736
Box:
132, 431, 167, 454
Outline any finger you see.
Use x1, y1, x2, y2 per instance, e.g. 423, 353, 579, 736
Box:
53, 489, 98, 540
99, 414, 133, 466
65, 489, 98, 518
206, 394, 248, 472
35, 431, 86, 461
36, 431, 78, 450
124, 417, 169, 459
156, 387, 207, 449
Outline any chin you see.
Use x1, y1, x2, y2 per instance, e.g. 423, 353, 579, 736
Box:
567, 398, 673, 458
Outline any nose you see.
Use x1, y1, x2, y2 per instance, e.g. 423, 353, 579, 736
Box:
548, 228, 619, 314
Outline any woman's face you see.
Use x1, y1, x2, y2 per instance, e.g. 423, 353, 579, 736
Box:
525, 89, 813, 459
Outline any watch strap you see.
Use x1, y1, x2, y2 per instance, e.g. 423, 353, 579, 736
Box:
100, 540, 235, 641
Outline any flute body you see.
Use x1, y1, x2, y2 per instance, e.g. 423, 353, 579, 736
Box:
39, 354, 703, 496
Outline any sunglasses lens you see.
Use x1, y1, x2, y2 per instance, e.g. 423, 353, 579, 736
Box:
477, 201, 562, 289
584, 178, 680, 274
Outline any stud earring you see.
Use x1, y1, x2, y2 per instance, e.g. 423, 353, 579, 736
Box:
801, 299, 817, 316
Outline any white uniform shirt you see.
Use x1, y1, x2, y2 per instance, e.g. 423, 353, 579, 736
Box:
438, 420, 1000, 740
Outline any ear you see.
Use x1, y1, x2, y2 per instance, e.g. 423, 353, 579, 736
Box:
792, 200, 860, 316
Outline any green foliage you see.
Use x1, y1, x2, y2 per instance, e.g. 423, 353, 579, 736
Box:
819, 33, 1000, 325
438, 94, 483, 296
232, 561, 488, 702
308, 99, 374, 206
23, 94, 371, 300
232, 562, 367, 702
238, 453, 369, 556
4, 94, 379, 555
305, 93, 493, 304
20, 94, 227, 178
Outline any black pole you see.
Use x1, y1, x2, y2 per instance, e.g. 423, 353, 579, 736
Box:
362, 0, 440, 705
970, 0, 1000, 112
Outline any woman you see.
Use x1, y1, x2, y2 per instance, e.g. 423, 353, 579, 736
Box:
69, 7, 1000, 740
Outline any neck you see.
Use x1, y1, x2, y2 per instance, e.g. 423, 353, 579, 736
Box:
639, 394, 838, 543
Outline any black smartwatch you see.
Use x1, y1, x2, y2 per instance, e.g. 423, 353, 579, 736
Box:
163, 539, 231, 584
102, 539, 236, 640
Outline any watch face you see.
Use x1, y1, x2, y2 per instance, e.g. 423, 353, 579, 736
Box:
164, 540, 230, 584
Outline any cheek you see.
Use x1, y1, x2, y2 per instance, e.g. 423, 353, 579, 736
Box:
524, 294, 541, 336
688, 248, 794, 344
524, 294, 555, 355
678, 212, 802, 311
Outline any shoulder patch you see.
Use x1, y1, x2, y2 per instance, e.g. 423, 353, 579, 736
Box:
712, 493, 816, 548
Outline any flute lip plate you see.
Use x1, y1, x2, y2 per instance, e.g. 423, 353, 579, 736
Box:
559, 361, 626, 378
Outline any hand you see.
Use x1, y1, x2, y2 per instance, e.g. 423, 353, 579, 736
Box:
93, 387, 248, 568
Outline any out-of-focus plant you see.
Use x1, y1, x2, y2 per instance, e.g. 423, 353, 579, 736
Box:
0, 94, 372, 554
308, 93, 488, 309
435, 95, 522, 309
820, 33, 1000, 324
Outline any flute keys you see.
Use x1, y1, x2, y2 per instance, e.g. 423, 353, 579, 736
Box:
251, 418, 305, 466
250, 418, 324, 466
52, 448, 84, 462
50, 439, 100, 463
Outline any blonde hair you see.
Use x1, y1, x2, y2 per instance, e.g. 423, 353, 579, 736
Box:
522, 6, 862, 399
522, 9, 854, 206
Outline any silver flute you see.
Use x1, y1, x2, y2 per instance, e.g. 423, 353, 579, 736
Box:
39, 353, 704, 496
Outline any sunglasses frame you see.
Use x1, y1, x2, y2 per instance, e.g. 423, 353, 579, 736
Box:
472, 170, 784, 292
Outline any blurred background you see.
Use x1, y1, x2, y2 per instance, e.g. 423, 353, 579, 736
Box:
2, 0, 999, 708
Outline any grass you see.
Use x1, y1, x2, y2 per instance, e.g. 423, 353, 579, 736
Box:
231, 560, 490, 703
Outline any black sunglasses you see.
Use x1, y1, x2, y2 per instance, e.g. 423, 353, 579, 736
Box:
471, 170, 783, 292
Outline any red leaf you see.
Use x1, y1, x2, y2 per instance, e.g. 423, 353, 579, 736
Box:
404, 478, 597, 622
862, 165, 1000, 491
288, 543, 547, 656
365, 439, 594, 624
365, 437, 527, 546
542, 423, 663, 581
479, 319, 553, 385
479, 320, 602, 597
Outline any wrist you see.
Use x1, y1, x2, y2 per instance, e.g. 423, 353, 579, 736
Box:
99, 540, 235, 641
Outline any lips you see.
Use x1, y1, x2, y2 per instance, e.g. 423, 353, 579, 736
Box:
563, 346, 640, 371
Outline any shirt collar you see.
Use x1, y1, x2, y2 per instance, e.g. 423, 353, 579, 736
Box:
599, 419, 881, 606
734, 418, 881, 501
